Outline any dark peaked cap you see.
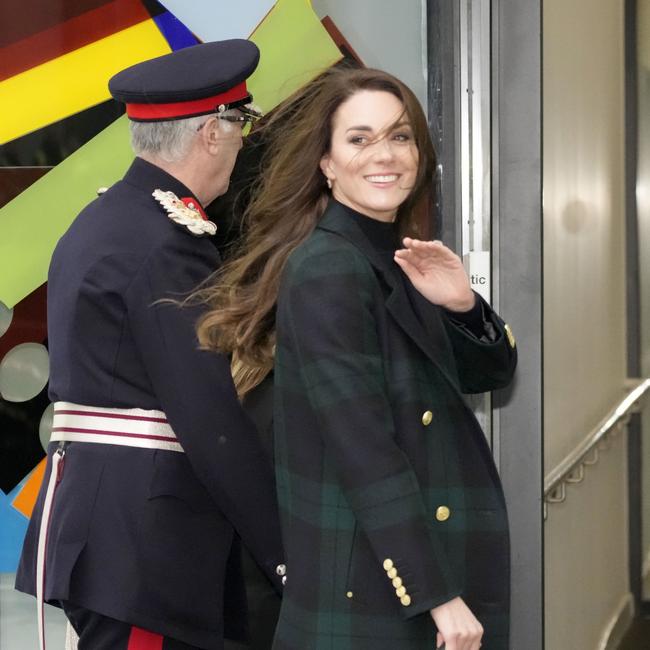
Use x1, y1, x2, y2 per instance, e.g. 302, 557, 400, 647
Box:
109, 39, 260, 122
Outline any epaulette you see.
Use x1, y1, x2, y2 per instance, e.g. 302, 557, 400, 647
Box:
152, 189, 217, 237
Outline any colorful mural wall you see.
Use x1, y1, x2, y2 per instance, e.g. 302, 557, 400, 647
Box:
0, 0, 346, 572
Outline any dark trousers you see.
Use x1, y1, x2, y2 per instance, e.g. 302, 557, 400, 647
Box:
61, 602, 224, 650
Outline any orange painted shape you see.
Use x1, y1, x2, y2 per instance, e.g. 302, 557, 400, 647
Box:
12, 458, 47, 518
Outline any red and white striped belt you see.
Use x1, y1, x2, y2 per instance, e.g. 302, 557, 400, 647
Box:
37, 402, 184, 650
50, 401, 184, 453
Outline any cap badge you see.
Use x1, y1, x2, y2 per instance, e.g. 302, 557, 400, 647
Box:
152, 189, 217, 236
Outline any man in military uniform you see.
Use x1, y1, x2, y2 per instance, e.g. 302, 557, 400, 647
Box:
15, 39, 284, 650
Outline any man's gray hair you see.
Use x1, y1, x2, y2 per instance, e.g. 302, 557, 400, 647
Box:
130, 111, 238, 163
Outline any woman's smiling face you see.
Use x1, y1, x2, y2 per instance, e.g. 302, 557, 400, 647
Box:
320, 89, 419, 222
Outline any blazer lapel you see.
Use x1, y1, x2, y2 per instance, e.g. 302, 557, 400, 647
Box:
383, 276, 461, 390
317, 202, 461, 390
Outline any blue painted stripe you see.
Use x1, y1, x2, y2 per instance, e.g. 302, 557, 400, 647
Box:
0, 490, 28, 572
153, 11, 199, 51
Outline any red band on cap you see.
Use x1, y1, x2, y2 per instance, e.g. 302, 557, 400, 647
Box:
126, 81, 249, 120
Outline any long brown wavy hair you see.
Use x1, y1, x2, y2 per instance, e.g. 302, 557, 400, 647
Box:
195, 65, 436, 396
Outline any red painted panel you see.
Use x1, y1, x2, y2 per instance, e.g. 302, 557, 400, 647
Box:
0, 0, 151, 82
0, 0, 111, 48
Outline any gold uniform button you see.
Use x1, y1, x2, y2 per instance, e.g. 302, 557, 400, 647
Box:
395, 586, 406, 598
387, 567, 398, 579
346, 591, 354, 599
436, 506, 451, 522
505, 324, 516, 349
401, 594, 412, 607
392, 577, 403, 588
422, 410, 433, 426
383, 559, 394, 571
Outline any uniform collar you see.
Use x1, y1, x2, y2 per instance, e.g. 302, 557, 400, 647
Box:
122, 157, 200, 207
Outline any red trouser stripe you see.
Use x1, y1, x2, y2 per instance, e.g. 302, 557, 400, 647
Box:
127, 627, 164, 650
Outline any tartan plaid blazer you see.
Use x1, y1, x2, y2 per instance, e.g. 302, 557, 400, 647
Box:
272, 200, 517, 650
274, 202, 516, 650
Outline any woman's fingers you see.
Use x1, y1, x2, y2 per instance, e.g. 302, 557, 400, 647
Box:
398, 239, 461, 268
430, 597, 483, 650
393, 253, 423, 279
402, 237, 445, 250
440, 627, 482, 650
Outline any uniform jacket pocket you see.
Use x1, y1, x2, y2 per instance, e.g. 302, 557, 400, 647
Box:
148, 451, 216, 513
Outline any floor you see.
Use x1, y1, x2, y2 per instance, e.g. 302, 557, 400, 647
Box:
1, 573, 67, 649
618, 615, 650, 650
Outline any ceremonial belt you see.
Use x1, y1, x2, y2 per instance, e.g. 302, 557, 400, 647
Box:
37, 402, 183, 650
50, 401, 184, 452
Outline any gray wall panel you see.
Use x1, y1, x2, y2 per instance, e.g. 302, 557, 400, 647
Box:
492, 1, 544, 648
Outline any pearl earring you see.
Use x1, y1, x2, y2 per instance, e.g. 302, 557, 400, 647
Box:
326, 178, 332, 189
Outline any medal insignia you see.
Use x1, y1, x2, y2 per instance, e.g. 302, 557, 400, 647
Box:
152, 189, 217, 236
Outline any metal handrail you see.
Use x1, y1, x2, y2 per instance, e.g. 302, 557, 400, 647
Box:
543, 378, 650, 514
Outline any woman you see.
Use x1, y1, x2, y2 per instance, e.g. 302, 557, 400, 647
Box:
198, 66, 517, 650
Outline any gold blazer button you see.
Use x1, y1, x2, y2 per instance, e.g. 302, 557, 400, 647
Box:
422, 410, 433, 426
387, 567, 398, 579
400, 594, 412, 606
392, 577, 403, 588
383, 558, 394, 571
436, 506, 451, 522
505, 324, 516, 348
395, 586, 407, 598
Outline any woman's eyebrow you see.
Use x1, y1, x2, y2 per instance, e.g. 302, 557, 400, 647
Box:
346, 125, 374, 132
345, 121, 412, 134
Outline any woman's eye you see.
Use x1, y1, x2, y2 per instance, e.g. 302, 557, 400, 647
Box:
393, 132, 412, 142
349, 135, 368, 145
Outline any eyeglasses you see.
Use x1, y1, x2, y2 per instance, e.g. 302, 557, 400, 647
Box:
217, 114, 256, 125
197, 105, 262, 135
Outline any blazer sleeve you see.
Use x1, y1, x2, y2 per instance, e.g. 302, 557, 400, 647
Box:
441, 293, 518, 394
280, 245, 463, 617
123, 232, 284, 590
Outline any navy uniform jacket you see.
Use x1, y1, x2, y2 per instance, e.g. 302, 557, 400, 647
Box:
15, 157, 284, 650
272, 201, 517, 650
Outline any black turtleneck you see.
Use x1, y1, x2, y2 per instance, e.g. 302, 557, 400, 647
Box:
341, 202, 399, 262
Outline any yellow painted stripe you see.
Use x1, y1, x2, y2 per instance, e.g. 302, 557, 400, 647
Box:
0, 20, 171, 145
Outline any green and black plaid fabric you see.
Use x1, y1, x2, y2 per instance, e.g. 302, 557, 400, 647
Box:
273, 201, 517, 650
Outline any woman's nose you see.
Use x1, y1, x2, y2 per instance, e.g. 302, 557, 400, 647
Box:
369, 137, 396, 161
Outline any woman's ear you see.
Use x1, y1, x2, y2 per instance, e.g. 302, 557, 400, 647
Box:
320, 154, 334, 183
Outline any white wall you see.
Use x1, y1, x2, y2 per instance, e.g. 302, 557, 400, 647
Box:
310, 0, 428, 110
543, 0, 628, 648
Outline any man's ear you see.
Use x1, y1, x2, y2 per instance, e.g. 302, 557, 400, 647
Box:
200, 117, 221, 153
